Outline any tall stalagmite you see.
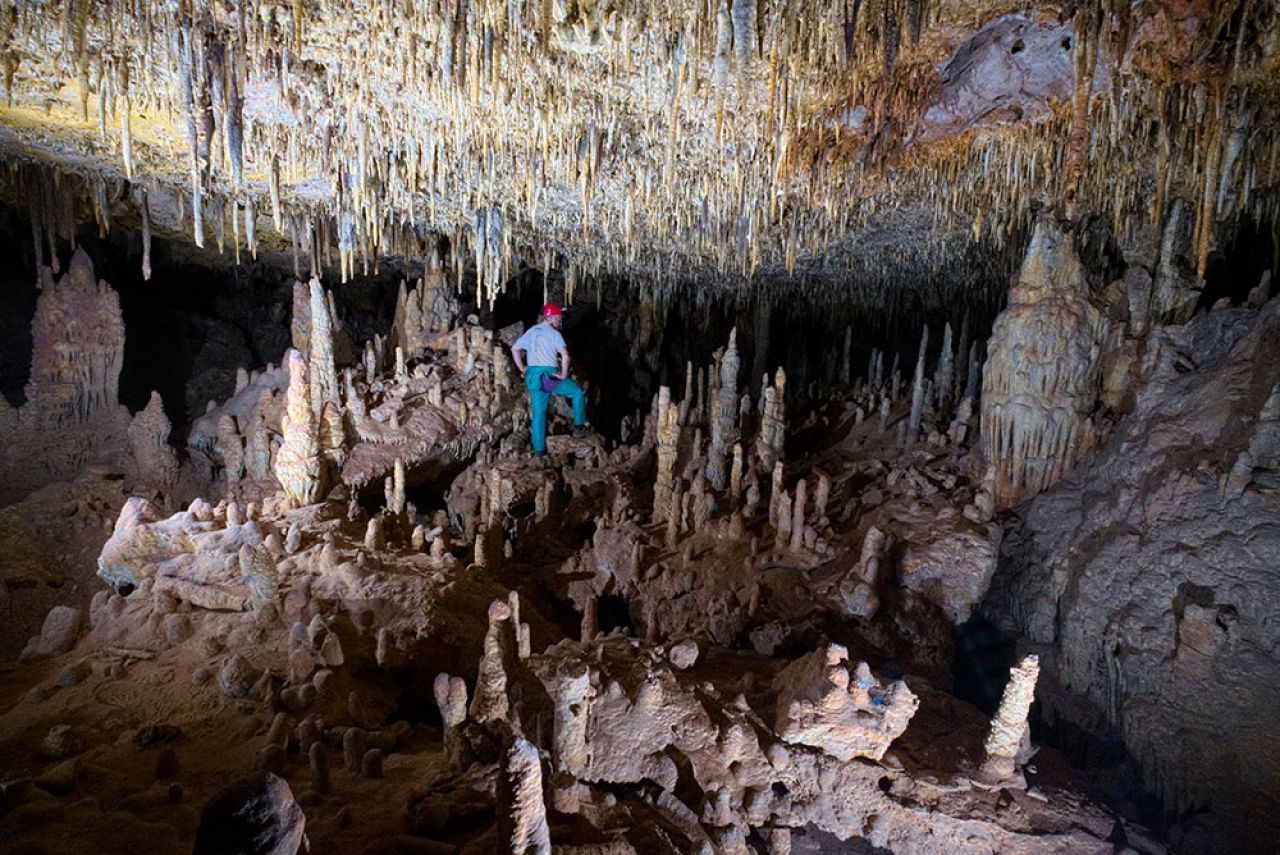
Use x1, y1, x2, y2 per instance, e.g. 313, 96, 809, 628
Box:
307, 278, 339, 418
24, 248, 124, 428
977, 654, 1040, 785
706, 329, 740, 490
274, 349, 327, 506
496, 737, 552, 854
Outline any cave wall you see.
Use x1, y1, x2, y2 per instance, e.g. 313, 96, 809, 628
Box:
983, 300, 1280, 851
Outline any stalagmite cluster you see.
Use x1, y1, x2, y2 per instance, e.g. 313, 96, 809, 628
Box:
0, 248, 130, 503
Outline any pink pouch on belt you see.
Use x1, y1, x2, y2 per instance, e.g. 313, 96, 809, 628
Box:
540, 374, 561, 393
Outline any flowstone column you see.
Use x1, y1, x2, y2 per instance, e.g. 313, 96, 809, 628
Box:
981, 220, 1106, 507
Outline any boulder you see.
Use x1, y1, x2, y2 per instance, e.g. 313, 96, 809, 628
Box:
192, 772, 306, 855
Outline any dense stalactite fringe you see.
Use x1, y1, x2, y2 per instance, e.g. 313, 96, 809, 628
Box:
1, 1, 1277, 305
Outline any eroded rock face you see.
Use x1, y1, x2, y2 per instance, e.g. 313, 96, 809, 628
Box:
917, 13, 1080, 145
898, 516, 1002, 624
985, 301, 1280, 851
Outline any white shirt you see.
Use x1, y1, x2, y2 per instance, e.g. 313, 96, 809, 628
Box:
514, 323, 566, 367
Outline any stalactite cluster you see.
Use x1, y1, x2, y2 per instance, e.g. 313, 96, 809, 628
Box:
0, 0, 1273, 308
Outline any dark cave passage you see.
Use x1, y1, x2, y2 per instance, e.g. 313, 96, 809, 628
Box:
1199, 217, 1277, 311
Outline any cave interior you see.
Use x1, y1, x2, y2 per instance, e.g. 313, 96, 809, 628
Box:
1, 1, 1279, 854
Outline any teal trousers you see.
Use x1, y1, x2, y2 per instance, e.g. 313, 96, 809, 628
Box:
525, 366, 586, 453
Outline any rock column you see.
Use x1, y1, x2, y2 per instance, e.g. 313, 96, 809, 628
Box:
978, 654, 1040, 785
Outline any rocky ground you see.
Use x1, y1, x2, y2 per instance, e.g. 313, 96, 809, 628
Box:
0, 271, 1158, 854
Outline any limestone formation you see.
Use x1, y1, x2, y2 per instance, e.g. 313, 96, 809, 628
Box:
981, 219, 1107, 508
755, 368, 787, 470
652, 386, 680, 524
0, 248, 130, 502
907, 325, 929, 443
5, 22, 1276, 844
24, 249, 124, 428
496, 737, 552, 855
550, 663, 593, 777
772, 645, 918, 762
706, 329, 740, 490
307, 278, 339, 418
238, 544, 279, 614
125, 392, 179, 488
977, 655, 1040, 785
469, 600, 514, 725
274, 350, 328, 506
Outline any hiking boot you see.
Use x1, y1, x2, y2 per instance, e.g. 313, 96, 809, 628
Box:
572, 424, 591, 439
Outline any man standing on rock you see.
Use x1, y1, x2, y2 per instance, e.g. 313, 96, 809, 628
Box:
510, 303, 589, 455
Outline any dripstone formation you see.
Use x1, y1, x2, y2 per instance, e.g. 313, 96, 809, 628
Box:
1, 1, 1278, 854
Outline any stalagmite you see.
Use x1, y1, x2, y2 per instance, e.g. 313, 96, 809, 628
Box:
307, 279, 339, 418
707, 329, 740, 490
789, 478, 807, 552
813, 470, 830, 521
775, 491, 792, 552
470, 600, 513, 725
934, 322, 954, 414
906, 326, 929, 443
238, 545, 278, 614
126, 392, 179, 487
729, 443, 744, 506
653, 387, 680, 523
977, 655, 1040, 786
756, 368, 786, 470
768, 461, 784, 526
22, 249, 124, 429
274, 349, 327, 506
433, 673, 470, 770
496, 737, 552, 855
390, 459, 406, 517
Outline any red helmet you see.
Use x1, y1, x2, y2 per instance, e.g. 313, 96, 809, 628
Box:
542, 303, 563, 318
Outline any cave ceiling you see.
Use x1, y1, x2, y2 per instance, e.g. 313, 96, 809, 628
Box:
0, 0, 1277, 308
